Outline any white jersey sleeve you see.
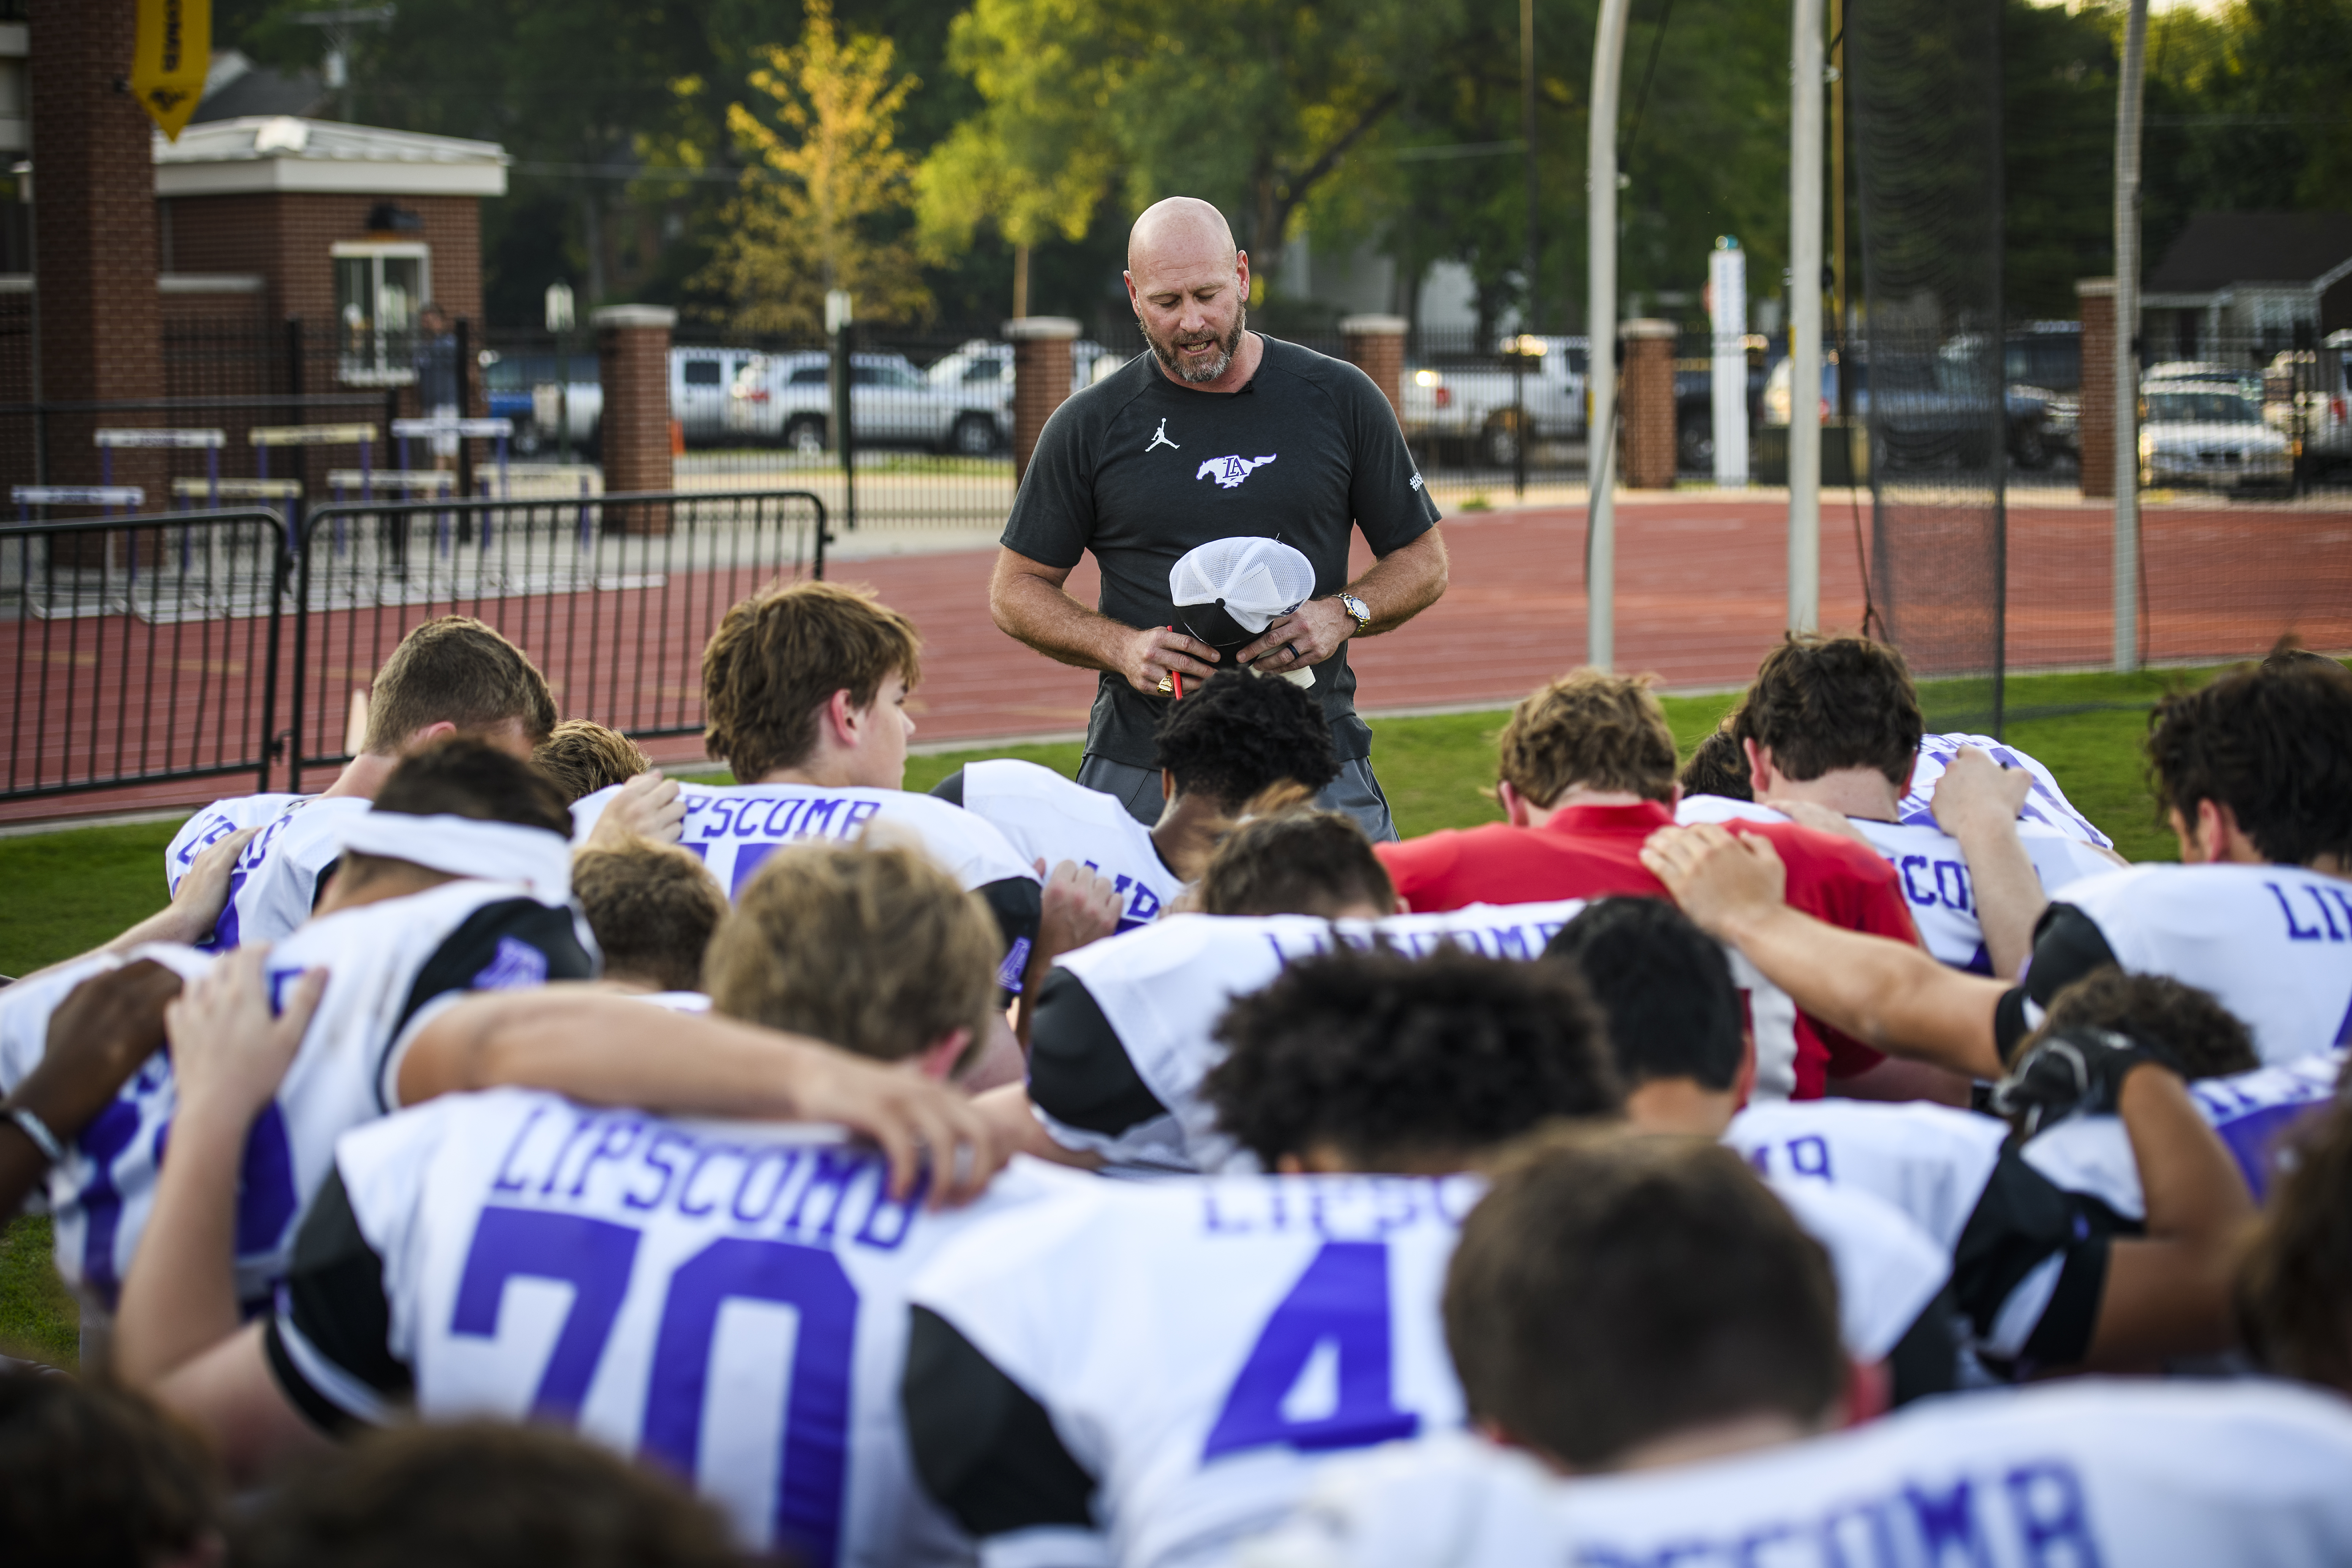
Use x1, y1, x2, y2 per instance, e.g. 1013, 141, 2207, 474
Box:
289, 1089, 1076, 1565
1905, 732, 2116, 849
1728, 1099, 2008, 1252
1247, 1380, 2352, 1568
219, 796, 375, 949
1034, 903, 1589, 1173
2012, 864, 2352, 1065
164, 792, 306, 902
955, 759, 1183, 931
1673, 795, 1791, 826
45, 880, 592, 1312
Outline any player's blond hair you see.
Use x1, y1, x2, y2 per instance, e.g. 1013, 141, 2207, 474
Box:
1496, 670, 1677, 808
705, 839, 997, 1065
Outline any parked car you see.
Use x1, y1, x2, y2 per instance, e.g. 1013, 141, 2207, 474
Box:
1761, 343, 2055, 470
2137, 382, 2291, 490
726, 351, 1011, 456
2005, 323, 2080, 456
925, 338, 1119, 403
672, 346, 762, 445
1401, 335, 1589, 465
1671, 344, 1770, 472
2308, 331, 2352, 474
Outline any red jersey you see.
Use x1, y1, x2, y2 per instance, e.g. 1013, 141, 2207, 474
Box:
1377, 801, 1922, 1097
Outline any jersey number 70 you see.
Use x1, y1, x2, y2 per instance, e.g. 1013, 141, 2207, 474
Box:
449, 1207, 859, 1565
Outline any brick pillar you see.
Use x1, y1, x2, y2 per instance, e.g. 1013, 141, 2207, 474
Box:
1340, 314, 1408, 425
30, 0, 164, 502
2077, 278, 2117, 499
595, 304, 674, 517
1620, 318, 1679, 489
1006, 315, 1079, 482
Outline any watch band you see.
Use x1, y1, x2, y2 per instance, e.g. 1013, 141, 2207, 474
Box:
3, 1104, 66, 1165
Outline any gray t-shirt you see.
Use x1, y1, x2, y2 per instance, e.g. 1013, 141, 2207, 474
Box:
999, 335, 1440, 767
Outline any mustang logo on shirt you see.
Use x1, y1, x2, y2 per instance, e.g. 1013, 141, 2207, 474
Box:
1196, 453, 1277, 489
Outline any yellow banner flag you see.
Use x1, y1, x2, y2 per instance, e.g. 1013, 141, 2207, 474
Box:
131, 0, 212, 142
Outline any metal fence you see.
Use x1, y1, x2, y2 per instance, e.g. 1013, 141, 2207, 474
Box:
0, 489, 824, 805
2, 508, 289, 801
288, 489, 827, 788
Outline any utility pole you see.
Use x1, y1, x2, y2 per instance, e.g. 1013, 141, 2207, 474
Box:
1587, 0, 1634, 670
1522, 0, 1540, 334
1788, 0, 1825, 634
1830, 0, 1850, 423
2113, 0, 2150, 673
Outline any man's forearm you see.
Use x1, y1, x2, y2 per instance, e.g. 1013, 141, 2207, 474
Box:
115, 1106, 248, 1388
990, 561, 1130, 673
1718, 906, 2006, 1080
1947, 814, 2048, 980
1345, 529, 1448, 634
400, 987, 836, 1114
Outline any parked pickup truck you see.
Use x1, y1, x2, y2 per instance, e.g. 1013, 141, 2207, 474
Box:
725, 350, 1013, 455
1402, 335, 1589, 465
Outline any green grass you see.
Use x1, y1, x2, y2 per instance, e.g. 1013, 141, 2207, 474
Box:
0, 1216, 78, 1368
0, 665, 2224, 1361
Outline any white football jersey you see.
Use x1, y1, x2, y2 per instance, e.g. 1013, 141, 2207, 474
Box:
2020, 1046, 2351, 1221
574, 780, 1037, 901
1905, 732, 2115, 849
34, 879, 591, 1310
955, 759, 1182, 931
906, 1170, 1947, 1568
297, 1090, 1078, 1565
1677, 798, 2113, 974
214, 795, 374, 949
164, 792, 306, 904
1247, 1381, 2352, 1568
2027, 864, 2352, 1065
1728, 1098, 2009, 1252
1037, 904, 1589, 1173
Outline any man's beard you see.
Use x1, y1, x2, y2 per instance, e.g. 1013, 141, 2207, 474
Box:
1144, 304, 1247, 384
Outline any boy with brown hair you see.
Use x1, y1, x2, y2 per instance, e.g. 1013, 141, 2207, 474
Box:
169, 615, 561, 951
570, 580, 1049, 985
1375, 669, 1933, 1101
569, 838, 728, 998
533, 719, 650, 803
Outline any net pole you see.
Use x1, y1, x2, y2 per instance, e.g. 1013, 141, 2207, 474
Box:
1788, 0, 1825, 634
1586, 0, 1634, 670
2112, 0, 2149, 673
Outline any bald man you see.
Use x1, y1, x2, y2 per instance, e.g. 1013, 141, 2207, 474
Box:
989, 197, 1449, 842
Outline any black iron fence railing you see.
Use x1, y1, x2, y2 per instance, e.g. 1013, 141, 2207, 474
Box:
289, 489, 827, 789
2, 508, 291, 802
0, 489, 825, 805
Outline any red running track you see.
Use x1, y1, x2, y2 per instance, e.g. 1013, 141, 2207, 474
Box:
6, 494, 2347, 826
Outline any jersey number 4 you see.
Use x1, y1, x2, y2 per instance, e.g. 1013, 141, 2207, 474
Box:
450, 1207, 859, 1566
1202, 1241, 1420, 1460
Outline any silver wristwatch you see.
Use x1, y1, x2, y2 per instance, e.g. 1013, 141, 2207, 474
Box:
1339, 593, 1371, 632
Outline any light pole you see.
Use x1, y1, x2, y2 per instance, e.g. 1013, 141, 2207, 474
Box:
1586, 0, 1634, 672
2113, 0, 2150, 673
1788, 0, 1825, 635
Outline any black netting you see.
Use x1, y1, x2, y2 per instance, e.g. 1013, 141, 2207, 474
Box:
1852, 0, 2008, 731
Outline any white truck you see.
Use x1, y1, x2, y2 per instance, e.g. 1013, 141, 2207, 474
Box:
1400, 334, 1589, 465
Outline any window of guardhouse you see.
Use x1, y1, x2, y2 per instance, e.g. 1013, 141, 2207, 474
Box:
332, 243, 430, 385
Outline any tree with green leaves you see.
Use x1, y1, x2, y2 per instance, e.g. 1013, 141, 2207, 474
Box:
700, 0, 931, 333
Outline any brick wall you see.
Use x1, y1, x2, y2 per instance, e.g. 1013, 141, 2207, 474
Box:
596, 305, 674, 510
29, 0, 163, 495
1620, 319, 1679, 490
1007, 316, 1079, 482
2077, 279, 2117, 499
163, 191, 483, 330
1341, 314, 1408, 427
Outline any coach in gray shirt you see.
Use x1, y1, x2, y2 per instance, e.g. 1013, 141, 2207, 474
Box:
989, 198, 1449, 842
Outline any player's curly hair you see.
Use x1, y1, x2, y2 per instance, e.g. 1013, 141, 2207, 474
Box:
2237, 1097, 2352, 1395
1196, 808, 1394, 917
2145, 659, 2352, 868
0, 1370, 220, 1568
1678, 718, 1753, 801
1741, 634, 1922, 788
571, 839, 729, 994
1497, 670, 1678, 807
2037, 967, 2258, 1081
1204, 944, 1621, 1168
534, 719, 649, 803
1151, 672, 1340, 807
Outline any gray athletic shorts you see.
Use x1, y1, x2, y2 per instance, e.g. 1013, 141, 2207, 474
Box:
1073, 752, 1399, 844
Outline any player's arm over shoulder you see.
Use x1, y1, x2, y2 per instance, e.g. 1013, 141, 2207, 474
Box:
1025, 968, 1173, 1151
